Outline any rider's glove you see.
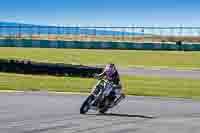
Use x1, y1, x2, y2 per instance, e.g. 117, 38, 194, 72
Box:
93, 73, 101, 79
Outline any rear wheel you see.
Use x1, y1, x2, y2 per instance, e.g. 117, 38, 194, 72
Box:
99, 107, 108, 114
80, 95, 94, 114
98, 97, 111, 114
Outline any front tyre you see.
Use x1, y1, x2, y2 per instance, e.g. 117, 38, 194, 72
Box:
80, 95, 94, 114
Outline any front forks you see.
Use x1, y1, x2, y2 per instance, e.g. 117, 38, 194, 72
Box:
91, 91, 104, 106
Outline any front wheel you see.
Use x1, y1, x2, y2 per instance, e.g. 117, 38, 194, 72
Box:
80, 95, 94, 114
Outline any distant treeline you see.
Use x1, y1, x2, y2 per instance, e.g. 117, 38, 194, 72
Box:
0, 59, 103, 77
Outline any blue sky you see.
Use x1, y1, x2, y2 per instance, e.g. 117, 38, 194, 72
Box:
0, 0, 200, 26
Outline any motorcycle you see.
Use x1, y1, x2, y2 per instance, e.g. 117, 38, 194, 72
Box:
80, 78, 120, 114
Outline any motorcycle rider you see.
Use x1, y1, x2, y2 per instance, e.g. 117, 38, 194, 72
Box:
92, 63, 125, 107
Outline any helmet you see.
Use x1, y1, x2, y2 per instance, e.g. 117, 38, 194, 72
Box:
105, 63, 116, 80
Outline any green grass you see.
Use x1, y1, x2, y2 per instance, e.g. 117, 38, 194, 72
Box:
0, 72, 200, 99
0, 47, 200, 69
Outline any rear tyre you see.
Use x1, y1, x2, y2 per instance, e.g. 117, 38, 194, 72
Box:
80, 95, 94, 114
98, 98, 110, 114
99, 107, 108, 114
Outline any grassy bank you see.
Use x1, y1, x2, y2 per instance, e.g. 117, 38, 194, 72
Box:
0, 72, 200, 99
0, 47, 200, 69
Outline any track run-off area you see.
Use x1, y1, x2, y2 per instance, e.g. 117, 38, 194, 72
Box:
118, 67, 200, 79
0, 92, 200, 133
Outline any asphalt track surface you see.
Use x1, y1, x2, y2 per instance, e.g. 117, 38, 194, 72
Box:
1, 92, 200, 133
118, 68, 200, 79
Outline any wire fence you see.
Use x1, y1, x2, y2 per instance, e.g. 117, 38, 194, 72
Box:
1, 26, 200, 43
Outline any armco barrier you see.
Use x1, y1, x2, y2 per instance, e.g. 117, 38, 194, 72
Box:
0, 59, 103, 77
0, 39, 200, 51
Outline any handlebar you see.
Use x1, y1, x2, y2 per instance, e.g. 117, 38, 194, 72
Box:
100, 79, 115, 86
93, 74, 115, 86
